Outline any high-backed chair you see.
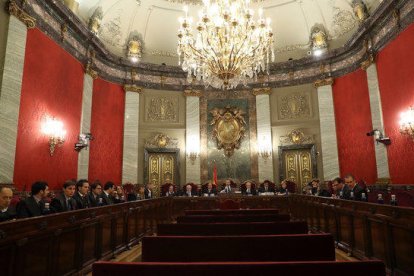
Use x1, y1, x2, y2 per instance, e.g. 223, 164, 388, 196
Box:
285, 180, 296, 193
161, 183, 176, 196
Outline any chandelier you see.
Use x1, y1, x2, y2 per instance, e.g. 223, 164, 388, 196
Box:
177, 0, 274, 90
399, 106, 414, 141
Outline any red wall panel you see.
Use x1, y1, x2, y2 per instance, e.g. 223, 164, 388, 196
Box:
88, 78, 125, 184
333, 69, 377, 184
377, 23, 414, 184
14, 29, 84, 190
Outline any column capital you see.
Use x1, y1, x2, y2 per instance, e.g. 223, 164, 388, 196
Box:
183, 89, 202, 97
124, 84, 143, 93
8, 1, 36, 29
360, 53, 375, 70
252, 87, 272, 96
314, 77, 334, 88
85, 63, 98, 79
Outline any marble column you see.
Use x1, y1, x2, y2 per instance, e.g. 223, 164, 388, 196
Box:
316, 79, 340, 180
122, 85, 142, 184
366, 64, 390, 180
0, 7, 34, 183
77, 74, 93, 179
253, 88, 274, 182
184, 89, 201, 184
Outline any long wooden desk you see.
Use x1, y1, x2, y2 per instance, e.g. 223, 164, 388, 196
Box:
0, 195, 413, 275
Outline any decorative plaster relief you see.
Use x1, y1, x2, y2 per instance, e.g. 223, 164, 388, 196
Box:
145, 96, 178, 122
278, 93, 311, 120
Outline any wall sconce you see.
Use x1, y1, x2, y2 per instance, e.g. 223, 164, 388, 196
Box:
75, 133, 93, 152
399, 106, 414, 140
41, 117, 66, 156
186, 136, 200, 165
258, 135, 272, 160
366, 129, 391, 145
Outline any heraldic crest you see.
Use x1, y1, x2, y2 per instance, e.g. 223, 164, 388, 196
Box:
210, 105, 246, 157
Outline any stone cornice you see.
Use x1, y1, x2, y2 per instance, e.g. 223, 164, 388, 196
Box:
16, 0, 414, 91
252, 87, 272, 96
314, 78, 334, 88
8, 0, 36, 29
124, 85, 143, 93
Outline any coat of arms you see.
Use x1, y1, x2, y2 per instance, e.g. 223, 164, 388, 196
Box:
210, 106, 246, 157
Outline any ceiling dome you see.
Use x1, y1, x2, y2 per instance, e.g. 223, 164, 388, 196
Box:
75, 0, 379, 65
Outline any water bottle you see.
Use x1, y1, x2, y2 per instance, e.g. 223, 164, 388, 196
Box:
43, 202, 50, 215
361, 192, 366, 201
377, 194, 384, 204
98, 197, 103, 206
350, 191, 355, 200
339, 191, 343, 199
390, 194, 398, 206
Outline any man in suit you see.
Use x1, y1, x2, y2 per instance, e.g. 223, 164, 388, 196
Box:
183, 184, 196, 197
0, 186, 16, 222
163, 184, 176, 197
258, 181, 275, 194
334, 177, 351, 199
202, 182, 218, 197
102, 181, 115, 205
16, 181, 50, 218
345, 174, 367, 201
144, 183, 154, 199
73, 179, 91, 209
220, 179, 235, 194
242, 181, 257, 196
89, 181, 103, 207
50, 180, 77, 212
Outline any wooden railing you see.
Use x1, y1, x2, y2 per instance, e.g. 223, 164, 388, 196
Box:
0, 195, 413, 275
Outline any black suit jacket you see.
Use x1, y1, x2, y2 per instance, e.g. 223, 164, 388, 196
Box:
201, 188, 218, 196
50, 194, 77, 213
72, 192, 91, 209
242, 188, 257, 196
163, 191, 176, 197
16, 196, 45, 218
351, 184, 367, 201
101, 192, 114, 205
182, 191, 197, 197
144, 189, 153, 199
0, 207, 16, 222
88, 192, 102, 207
127, 193, 138, 201
338, 184, 351, 199
258, 186, 275, 193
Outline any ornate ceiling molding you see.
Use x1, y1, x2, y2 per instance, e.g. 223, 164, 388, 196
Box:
314, 77, 334, 88
8, 0, 36, 29
13, 0, 414, 91
124, 84, 143, 93
183, 89, 202, 97
252, 87, 272, 96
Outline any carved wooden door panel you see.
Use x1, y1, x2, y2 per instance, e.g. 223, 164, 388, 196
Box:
148, 153, 176, 197
282, 149, 313, 192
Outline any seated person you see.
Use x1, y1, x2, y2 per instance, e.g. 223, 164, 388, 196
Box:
124, 183, 138, 201
276, 180, 289, 195
72, 179, 91, 209
182, 184, 197, 197
345, 174, 367, 201
241, 181, 257, 196
113, 185, 125, 203
163, 184, 176, 197
220, 179, 236, 194
102, 181, 115, 205
137, 185, 145, 200
144, 183, 154, 199
202, 182, 218, 197
50, 180, 77, 212
258, 180, 275, 194
17, 181, 50, 218
311, 179, 331, 197
0, 186, 16, 222
88, 181, 103, 206
333, 177, 350, 199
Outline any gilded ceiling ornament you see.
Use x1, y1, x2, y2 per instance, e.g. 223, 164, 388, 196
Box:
127, 36, 143, 62
360, 53, 375, 70
314, 77, 334, 88
85, 62, 98, 79
145, 133, 178, 148
280, 129, 313, 145
252, 87, 271, 96
352, 0, 369, 23
8, 1, 36, 29
146, 97, 177, 122
88, 7, 102, 35
210, 106, 246, 157
279, 94, 310, 120
183, 89, 202, 97
123, 84, 143, 93
310, 25, 328, 51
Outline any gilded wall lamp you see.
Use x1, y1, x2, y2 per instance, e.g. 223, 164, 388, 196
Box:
186, 135, 200, 165
41, 116, 66, 156
399, 106, 414, 141
258, 135, 272, 160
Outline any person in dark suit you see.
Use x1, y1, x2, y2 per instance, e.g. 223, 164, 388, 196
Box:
258, 181, 275, 194
242, 181, 257, 196
89, 181, 103, 207
345, 174, 367, 201
182, 184, 196, 197
336, 177, 351, 200
50, 180, 77, 212
102, 181, 115, 205
16, 181, 50, 218
220, 179, 235, 194
72, 179, 91, 209
0, 186, 16, 222
163, 184, 176, 197
202, 182, 218, 197
144, 183, 154, 199
276, 180, 289, 195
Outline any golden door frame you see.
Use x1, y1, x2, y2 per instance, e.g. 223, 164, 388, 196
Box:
144, 148, 180, 196
278, 144, 318, 191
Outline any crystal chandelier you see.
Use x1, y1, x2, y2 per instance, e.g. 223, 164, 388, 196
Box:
177, 0, 274, 90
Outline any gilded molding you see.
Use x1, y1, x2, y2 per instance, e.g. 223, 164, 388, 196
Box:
183, 89, 202, 97
252, 87, 272, 96
360, 54, 375, 70
124, 84, 143, 93
85, 63, 98, 79
314, 77, 334, 88
8, 0, 36, 29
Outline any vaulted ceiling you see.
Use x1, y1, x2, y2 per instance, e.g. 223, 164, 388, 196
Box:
75, 0, 380, 64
